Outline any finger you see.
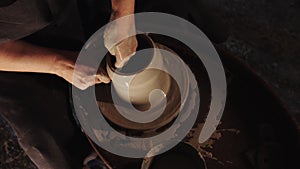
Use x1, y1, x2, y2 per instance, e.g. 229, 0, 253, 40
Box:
115, 55, 131, 68
107, 46, 116, 56
97, 65, 110, 83
72, 76, 90, 90
98, 74, 110, 84
73, 74, 97, 90
95, 75, 102, 83
114, 37, 137, 68
114, 47, 136, 68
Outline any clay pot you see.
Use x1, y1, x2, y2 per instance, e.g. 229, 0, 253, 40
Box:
106, 34, 171, 108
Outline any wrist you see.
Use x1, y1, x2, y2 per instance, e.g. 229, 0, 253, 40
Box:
50, 54, 63, 76
111, 0, 135, 18
52, 49, 78, 74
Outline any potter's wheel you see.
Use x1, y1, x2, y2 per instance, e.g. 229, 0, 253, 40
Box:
96, 43, 190, 132
141, 142, 206, 169
91, 34, 299, 169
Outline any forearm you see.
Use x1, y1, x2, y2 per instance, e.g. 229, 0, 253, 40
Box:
0, 40, 60, 74
0, 40, 107, 89
111, 0, 135, 17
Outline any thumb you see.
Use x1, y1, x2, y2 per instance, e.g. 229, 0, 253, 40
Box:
114, 46, 135, 68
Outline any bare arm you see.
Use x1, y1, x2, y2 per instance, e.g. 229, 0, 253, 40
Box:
0, 41, 58, 74
0, 41, 109, 90
111, 0, 135, 16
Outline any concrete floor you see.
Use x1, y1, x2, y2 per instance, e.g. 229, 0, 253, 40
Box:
0, 116, 37, 169
0, 0, 299, 168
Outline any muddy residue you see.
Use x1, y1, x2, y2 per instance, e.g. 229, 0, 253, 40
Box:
185, 122, 240, 165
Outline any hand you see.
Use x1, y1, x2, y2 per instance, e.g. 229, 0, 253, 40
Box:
53, 51, 110, 90
103, 11, 138, 68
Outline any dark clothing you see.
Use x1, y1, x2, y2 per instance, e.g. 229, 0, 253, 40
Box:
23, 0, 86, 50
0, 0, 17, 7
0, 0, 56, 44
0, 0, 227, 47
0, 0, 111, 49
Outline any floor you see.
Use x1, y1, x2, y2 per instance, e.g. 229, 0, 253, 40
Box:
205, 0, 300, 121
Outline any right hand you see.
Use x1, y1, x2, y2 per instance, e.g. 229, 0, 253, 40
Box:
53, 51, 110, 90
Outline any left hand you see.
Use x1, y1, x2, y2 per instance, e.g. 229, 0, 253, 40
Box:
103, 11, 138, 68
